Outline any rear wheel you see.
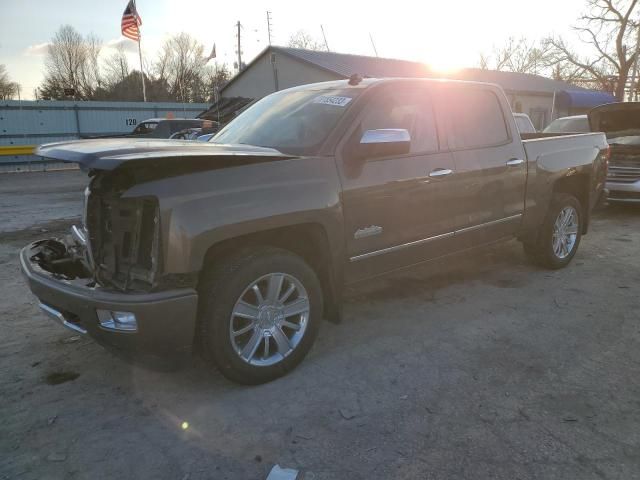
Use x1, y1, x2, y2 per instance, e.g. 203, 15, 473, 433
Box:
523, 193, 582, 269
198, 247, 322, 384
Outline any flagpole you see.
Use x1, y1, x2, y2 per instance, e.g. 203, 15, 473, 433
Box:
215, 61, 221, 126
138, 36, 147, 102
133, 0, 146, 102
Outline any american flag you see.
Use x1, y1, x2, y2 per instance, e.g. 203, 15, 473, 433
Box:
121, 0, 142, 42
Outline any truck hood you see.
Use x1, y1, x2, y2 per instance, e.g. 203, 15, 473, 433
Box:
589, 102, 640, 137
35, 138, 296, 171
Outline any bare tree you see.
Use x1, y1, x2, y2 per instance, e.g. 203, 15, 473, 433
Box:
103, 45, 130, 87
36, 26, 230, 103
39, 25, 103, 99
83, 34, 103, 90
203, 64, 232, 101
546, 0, 640, 100
0, 64, 20, 100
288, 30, 325, 51
480, 37, 553, 75
154, 33, 206, 102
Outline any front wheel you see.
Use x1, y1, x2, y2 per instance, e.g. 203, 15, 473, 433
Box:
198, 247, 323, 384
523, 193, 582, 269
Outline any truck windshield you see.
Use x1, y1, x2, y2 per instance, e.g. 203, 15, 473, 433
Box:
211, 88, 361, 155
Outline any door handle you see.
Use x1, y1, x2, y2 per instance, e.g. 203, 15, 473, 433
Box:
506, 158, 525, 166
429, 168, 453, 178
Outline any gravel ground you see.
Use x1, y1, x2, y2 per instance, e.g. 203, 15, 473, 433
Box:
1, 171, 639, 480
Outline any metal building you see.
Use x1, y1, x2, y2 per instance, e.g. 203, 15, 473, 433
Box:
221, 46, 616, 131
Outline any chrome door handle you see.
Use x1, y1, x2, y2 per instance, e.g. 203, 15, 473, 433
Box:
429, 168, 453, 178
506, 158, 525, 166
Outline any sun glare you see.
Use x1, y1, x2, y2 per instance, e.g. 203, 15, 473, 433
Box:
424, 52, 464, 75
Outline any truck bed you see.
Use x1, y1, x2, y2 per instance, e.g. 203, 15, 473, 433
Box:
522, 132, 607, 171
520, 132, 608, 236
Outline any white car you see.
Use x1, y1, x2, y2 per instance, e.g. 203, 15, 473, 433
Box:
543, 115, 590, 134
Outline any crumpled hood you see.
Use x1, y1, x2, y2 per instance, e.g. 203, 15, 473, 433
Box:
36, 138, 295, 171
589, 102, 640, 134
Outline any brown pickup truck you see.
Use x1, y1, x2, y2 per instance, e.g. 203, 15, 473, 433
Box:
21, 78, 608, 384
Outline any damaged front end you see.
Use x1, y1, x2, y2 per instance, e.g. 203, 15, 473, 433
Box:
30, 169, 162, 293
85, 171, 161, 291
28, 235, 92, 285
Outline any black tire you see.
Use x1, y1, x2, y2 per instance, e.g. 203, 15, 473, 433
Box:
198, 247, 323, 385
523, 193, 582, 269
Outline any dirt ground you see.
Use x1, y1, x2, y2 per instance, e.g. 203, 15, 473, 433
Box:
1, 170, 639, 480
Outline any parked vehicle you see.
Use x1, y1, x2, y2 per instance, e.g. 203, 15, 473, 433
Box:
513, 113, 536, 134
590, 102, 640, 203
196, 133, 215, 142
169, 128, 204, 140
128, 118, 205, 138
169, 121, 221, 141
21, 78, 608, 384
543, 115, 590, 134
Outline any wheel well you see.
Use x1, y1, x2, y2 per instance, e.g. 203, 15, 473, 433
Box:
199, 223, 339, 320
552, 174, 590, 233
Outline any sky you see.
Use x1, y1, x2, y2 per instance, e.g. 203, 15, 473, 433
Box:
0, 0, 590, 99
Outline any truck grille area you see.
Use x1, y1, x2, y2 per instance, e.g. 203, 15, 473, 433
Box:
607, 152, 640, 183
86, 190, 161, 291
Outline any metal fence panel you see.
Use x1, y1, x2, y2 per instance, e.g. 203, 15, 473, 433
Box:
0, 100, 210, 168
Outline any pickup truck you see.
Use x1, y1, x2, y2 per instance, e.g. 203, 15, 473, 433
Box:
21, 78, 608, 384
589, 102, 640, 203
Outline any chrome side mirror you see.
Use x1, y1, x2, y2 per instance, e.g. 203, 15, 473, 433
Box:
358, 129, 411, 159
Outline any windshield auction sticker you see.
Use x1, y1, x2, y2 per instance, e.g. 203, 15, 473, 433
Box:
313, 95, 353, 107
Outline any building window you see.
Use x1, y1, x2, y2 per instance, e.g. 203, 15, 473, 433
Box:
529, 108, 548, 131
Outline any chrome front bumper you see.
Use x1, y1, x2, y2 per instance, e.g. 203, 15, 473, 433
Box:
606, 180, 640, 203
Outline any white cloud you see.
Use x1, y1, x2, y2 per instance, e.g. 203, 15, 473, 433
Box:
24, 42, 51, 56
105, 37, 139, 54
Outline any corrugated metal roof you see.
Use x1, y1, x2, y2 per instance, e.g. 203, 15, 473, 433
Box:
275, 47, 432, 79
275, 47, 586, 94
452, 68, 588, 94
223, 46, 596, 96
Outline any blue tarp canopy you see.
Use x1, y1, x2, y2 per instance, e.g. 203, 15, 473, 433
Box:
556, 90, 616, 109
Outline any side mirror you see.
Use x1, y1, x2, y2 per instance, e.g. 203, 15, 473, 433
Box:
357, 129, 411, 159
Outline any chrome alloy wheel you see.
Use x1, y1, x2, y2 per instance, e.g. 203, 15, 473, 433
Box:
229, 273, 310, 366
552, 206, 579, 259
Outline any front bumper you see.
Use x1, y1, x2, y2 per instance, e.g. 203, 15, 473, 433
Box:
20, 242, 199, 356
606, 180, 640, 203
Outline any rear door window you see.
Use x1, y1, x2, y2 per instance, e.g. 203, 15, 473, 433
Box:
445, 88, 510, 149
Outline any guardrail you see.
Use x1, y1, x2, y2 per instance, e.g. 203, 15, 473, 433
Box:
0, 145, 35, 156
0, 145, 77, 173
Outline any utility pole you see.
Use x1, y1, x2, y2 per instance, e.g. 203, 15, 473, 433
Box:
266, 11, 273, 45
628, 19, 640, 102
236, 21, 243, 72
320, 25, 330, 52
